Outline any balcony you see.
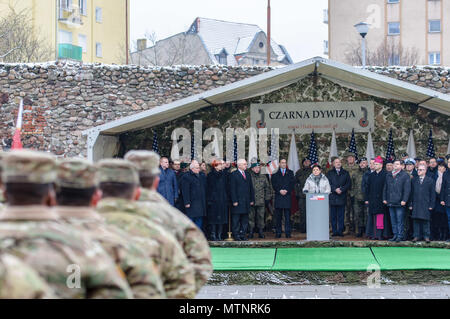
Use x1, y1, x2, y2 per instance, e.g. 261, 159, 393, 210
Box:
58, 43, 82, 61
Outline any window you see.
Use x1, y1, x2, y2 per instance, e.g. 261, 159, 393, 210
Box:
388, 22, 400, 35
95, 7, 102, 23
387, 0, 399, 3
388, 54, 400, 66
96, 42, 102, 58
79, 0, 87, 15
429, 20, 441, 33
429, 52, 441, 65
58, 30, 72, 44
78, 34, 87, 53
60, 0, 73, 11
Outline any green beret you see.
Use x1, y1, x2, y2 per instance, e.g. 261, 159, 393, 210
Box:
2, 150, 56, 184
56, 158, 98, 189
96, 159, 139, 185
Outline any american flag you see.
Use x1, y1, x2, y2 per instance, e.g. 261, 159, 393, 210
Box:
426, 129, 435, 158
233, 133, 238, 163
152, 130, 159, 154
191, 132, 197, 160
267, 128, 279, 175
348, 129, 358, 160
308, 131, 318, 165
385, 129, 395, 160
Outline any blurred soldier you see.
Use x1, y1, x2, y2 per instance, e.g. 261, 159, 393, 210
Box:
124, 150, 212, 293
95, 159, 196, 299
54, 158, 166, 299
248, 160, 273, 239
0, 151, 5, 210
353, 157, 368, 237
294, 158, 312, 233
343, 152, 359, 235
0, 253, 56, 299
0, 150, 132, 299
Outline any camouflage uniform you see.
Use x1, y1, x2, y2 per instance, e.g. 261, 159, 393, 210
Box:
124, 150, 212, 293
343, 159, 359, 234
96, 159, 196, 299
294, 167, 312, 233
0, 150, 133, 299
0, 253, 56, 299
55, 158, 166, 299
352, 167, 368, 234
248, 168, 273, 235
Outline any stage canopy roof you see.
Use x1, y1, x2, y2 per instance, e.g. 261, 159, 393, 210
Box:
83, 57, 450, 160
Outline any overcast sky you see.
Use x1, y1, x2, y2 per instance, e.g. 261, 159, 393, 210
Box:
130, 0, 328, 63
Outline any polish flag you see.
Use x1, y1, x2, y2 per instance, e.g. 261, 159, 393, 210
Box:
11, 99, 23, 150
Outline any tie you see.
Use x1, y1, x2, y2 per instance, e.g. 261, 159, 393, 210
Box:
282, 170, 285, 176
242, 171, 246, 180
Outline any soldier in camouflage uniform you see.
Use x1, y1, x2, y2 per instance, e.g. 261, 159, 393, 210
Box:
124, 150, 212, 293
0, 253, 56, 299
294, 159, 312, 233
54, 158, 166, 299
352, 157, 369, 237
248, 160, 273, 238
343, 152, 359, 235
95, 159, 197, 299
0, 150, 133, 299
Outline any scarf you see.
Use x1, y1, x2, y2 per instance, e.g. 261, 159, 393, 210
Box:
436, 171, 443, 194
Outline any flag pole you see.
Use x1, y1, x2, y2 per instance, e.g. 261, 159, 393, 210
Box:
225, 206, 234, 241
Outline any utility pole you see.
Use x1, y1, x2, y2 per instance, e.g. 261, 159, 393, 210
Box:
267, 0, 271, 66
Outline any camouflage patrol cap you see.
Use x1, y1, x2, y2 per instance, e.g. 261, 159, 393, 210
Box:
56, 158, 98, 189
2, 150, 56, 184
345, 151, 356, 158
96, 159, 139, 184
124, 150, 160, 176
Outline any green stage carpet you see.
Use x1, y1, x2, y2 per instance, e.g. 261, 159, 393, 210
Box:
210, 248, 276, 270
211, 247, 450, 271
272, 248, 377, 271
371, 247, 450, 270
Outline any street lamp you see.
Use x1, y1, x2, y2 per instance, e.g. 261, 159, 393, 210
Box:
354, 22, 370, 69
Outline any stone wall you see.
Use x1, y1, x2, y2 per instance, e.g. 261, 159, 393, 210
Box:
0, 61, 449, 159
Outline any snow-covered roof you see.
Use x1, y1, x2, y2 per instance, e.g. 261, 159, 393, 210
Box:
189, 17, 289, 66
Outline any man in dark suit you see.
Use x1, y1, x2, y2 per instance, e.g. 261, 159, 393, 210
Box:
271, 159, 295, 238
326, 157, 351, 237
229, 159, 255, 241
180, 160, 207, 230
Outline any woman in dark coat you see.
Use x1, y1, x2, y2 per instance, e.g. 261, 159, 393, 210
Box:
206, 160, 228, 241
364, 156, 388, 240
433, 163, 448, 240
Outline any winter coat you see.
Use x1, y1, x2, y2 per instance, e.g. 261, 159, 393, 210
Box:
271, 168, 295, 209
410, 175, 436, 220
180, 171, 207, 218
302, 173, 331, 194
326, 168, 351, 206
229, 169, 255, 215
249, 170, 273, 207
206, 169, 228, 225
294, 168, 312, 198
157, 167, 178, 206
440, 170, 450, 207
364, 170, 387, 215
382, 170, 411, 207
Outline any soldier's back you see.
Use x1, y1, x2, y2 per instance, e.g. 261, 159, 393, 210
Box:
0, 208, 133, 299
138, 188, 212, 292
0, 253, 56, 299
56, 206, 166, 299
97, 198, 196, 299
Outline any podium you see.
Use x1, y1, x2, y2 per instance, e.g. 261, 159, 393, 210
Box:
306, 193, 330, 241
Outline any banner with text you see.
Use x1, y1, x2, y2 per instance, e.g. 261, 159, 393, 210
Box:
250, 101, 374, 134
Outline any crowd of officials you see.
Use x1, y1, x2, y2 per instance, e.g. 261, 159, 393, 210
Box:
161, 152, 450, 243
0, 149, 212, 299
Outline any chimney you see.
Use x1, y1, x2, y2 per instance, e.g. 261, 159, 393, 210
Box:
137, 38, 147, 51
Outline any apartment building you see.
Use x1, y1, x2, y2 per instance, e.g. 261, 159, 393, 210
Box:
325, 0, 449, 66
